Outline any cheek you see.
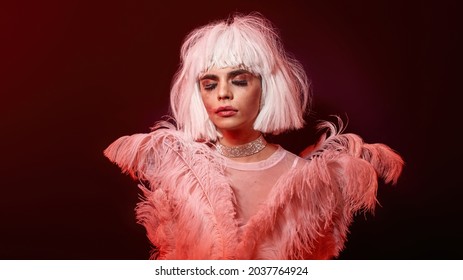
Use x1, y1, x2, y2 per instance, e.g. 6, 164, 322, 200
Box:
249, 88, 262, 116
200, 94, 215, 115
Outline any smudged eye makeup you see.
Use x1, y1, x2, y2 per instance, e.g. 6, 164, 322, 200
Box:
202, 82, 217, 91
200, 71, 251, 91
231, 75, 249, 86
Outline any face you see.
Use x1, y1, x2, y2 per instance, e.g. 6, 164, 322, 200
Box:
199, 67, 262, 135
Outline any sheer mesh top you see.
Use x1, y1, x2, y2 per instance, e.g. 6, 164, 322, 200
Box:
223, 146, 304, 225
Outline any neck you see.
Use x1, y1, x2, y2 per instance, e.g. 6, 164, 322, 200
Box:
219, 130, 262, 147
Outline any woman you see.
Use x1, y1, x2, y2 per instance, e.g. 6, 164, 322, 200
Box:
104, 13, 403, 259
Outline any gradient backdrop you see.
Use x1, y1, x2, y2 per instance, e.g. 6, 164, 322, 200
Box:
1, 0, 460, 259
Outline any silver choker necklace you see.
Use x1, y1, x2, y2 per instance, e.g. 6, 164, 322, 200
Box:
215, 135, 267, 158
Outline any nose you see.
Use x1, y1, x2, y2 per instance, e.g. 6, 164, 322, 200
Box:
217, 83, 233, 100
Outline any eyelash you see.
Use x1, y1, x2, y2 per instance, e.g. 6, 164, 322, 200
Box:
232, 80, 248, 86
202, 80, 248, 91
204, 83, 217, 91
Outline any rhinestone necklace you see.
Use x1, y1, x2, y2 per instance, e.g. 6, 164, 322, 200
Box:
215, 135, 267, 158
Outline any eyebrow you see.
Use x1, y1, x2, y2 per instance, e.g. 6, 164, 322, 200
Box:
199, 69, 251, 81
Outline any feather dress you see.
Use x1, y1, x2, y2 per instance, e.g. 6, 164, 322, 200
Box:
104, 121, 403, 260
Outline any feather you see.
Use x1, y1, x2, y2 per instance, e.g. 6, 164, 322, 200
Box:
236, 118, 404, 259
104, 121, 240, 259
104, 118, 404, 260
303, 117, 404, 185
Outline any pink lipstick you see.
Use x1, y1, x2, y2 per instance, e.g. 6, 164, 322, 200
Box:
215, 106, 238, 117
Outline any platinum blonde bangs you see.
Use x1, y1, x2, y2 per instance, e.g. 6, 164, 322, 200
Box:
170, 13, 311, 141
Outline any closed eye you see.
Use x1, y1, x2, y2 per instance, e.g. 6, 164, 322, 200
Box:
232, 80, 248, 86
202, 83, 217, 91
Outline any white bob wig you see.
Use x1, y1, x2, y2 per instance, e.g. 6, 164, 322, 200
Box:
170, 13, 311, 141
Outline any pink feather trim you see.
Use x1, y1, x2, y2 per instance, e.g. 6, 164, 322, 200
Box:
104, 120, 404, 259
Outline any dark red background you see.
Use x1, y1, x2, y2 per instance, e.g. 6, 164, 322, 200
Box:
1, 0, 460, 259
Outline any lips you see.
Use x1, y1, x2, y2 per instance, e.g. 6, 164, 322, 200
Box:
215, 106, 238, 117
